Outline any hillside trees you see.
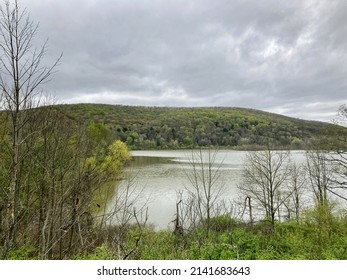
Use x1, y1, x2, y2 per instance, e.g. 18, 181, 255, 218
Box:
56, 104, 342, 150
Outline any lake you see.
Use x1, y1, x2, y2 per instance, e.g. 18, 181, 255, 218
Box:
105, 150, 307, 230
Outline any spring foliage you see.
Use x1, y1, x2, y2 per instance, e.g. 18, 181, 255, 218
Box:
56, 104, 347, 150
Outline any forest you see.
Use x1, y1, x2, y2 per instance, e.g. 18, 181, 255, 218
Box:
2, 0, 347, 260
55, 103, 346, 150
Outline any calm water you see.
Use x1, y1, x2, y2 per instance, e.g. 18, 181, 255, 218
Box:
105, 150, 306, 230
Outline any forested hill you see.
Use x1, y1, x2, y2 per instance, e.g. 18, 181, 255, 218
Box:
55, 103, 345, 150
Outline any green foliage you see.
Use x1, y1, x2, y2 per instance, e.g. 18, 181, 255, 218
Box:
83, 139, 130, 188
7, 211, 347, 260
76, 243, 111, 260
76, 209, 347, 260
208, 215, 239, 232
2, 103, 347, 260
0, 105, 132, 259
7, 244, 37, 260
136, 230, 188, 260
88, 122, 110, 143
99, 140, 131, 175
54, 104, 346, 150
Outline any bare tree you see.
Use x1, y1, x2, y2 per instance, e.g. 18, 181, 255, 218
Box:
322, 106, 347, 202
305, 107, 347, 205
239, 148, 291, 226
181, 148, 230, 235
306, 150, 331, 207
97, 172, 149, 260
286, 162, 307, 221
328, 154, 347, 202
0, 0, 61, 258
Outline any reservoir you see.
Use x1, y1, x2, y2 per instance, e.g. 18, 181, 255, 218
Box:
105, 150, 307, 230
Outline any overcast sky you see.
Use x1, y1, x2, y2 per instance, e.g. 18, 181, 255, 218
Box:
22, 0, 347, 122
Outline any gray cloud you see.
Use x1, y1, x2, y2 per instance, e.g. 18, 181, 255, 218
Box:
22, 0, 347, 122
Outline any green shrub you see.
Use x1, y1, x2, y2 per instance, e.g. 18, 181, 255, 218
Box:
8, 244, 37, 260
208, 215, 239, 232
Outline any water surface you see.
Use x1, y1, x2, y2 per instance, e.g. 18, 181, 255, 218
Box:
106, 150, 306, 230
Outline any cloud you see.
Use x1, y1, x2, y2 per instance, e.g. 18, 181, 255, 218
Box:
21, 0, 347, 122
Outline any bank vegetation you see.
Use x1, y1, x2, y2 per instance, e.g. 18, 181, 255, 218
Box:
2, 0, 347, 260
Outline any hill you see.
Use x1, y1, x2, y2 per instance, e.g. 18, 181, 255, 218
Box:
54, 103, 345, 150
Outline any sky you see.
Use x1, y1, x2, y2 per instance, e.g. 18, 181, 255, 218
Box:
21, 0, 347, 122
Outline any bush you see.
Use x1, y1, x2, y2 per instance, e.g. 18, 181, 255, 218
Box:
8, 244, 37, 260
208, 215, 239, 232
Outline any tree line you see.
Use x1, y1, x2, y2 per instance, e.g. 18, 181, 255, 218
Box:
56, 103, 346, 150
2, 0, 347, 260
